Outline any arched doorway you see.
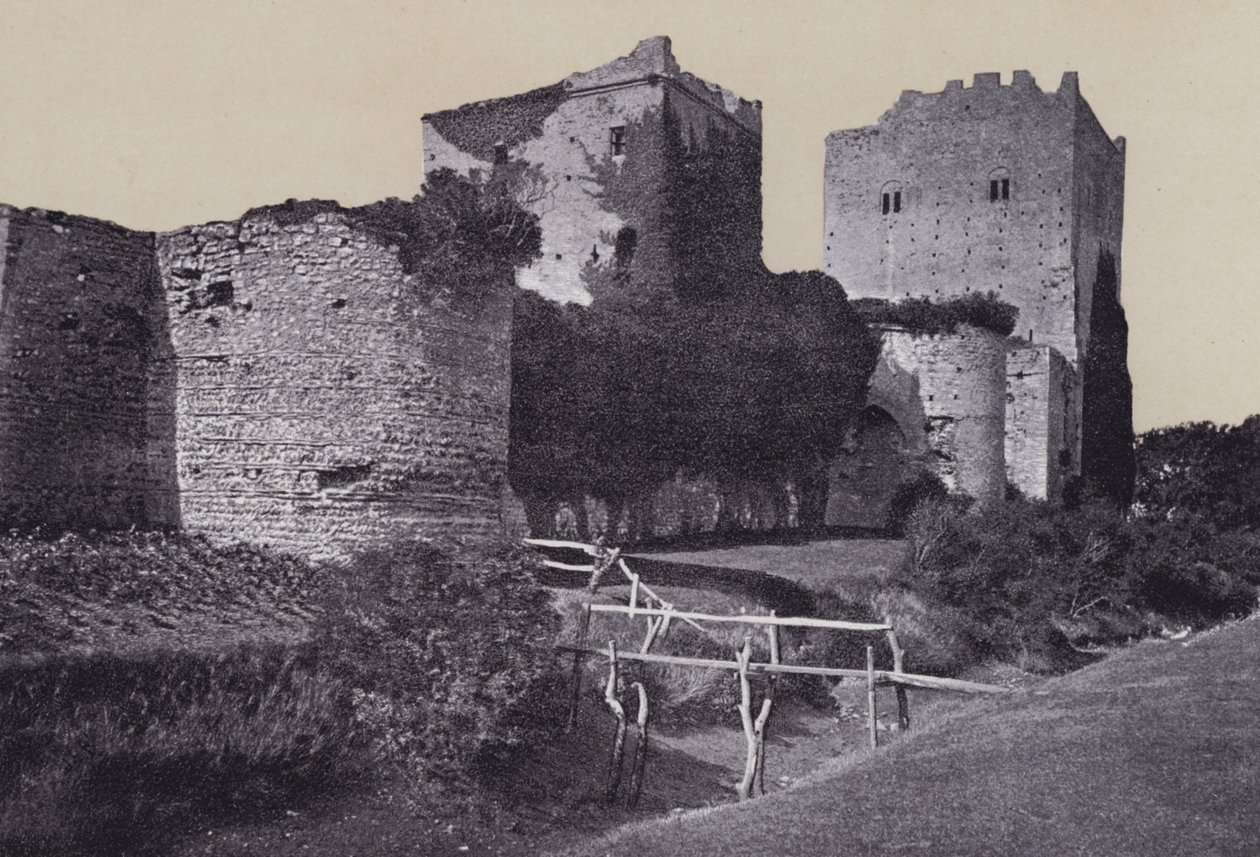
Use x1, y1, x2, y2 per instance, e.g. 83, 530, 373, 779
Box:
825, 406, 909, 529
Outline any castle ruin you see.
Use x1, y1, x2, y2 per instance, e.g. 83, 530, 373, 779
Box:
0, 37, 1132, 554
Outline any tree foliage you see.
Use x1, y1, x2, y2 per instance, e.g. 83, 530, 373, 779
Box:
510, 269, 879, 515
1135, 417, 1260, 530
353, 166, 543, 300
509, 93, 879, 520
1080, 250, 1136, 506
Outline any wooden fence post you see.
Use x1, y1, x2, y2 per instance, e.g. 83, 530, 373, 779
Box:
885, 627, 910, 732
755, 612, 780, 796
866, 644, 878, 749
628, 681, 650, 808
567, 601, 593, 731
604, 641, 627, 803
736, 639, 758, 801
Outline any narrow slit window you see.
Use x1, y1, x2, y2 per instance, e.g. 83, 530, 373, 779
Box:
893, 191, 902, 213
990, 180, 1000, 201
1002, 178, 1010, 200
882, 193, 890, 215
610, 126, 626, 156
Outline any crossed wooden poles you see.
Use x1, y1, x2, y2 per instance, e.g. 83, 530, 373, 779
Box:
526, 537, 1008, 806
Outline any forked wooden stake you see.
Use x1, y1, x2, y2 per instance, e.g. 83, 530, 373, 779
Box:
736, 639, 772, 801
885, 626, 911, 732
627, 681, 649, 808
756, 615, 780, 796
604, 641, 627, 803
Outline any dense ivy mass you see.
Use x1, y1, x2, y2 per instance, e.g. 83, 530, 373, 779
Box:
509, 94, 878, 523
510, 269, 879, 519
850, 292, 1019, 337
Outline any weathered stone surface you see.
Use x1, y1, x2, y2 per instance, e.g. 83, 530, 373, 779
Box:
824, 71, 1126, 501
423, 36, 763, 305
0, 206, 163, 528
0, 202, 514, 561
827, 325, 1007, 526
153, 206, 514, 561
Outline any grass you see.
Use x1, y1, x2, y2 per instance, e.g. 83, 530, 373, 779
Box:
0, 643, 364, 856
639, 537, 907, 596
565, 614, 1260, 856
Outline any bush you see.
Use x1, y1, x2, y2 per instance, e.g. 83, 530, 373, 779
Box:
1127, 515, 1258, 623
886, 472, 950, 536
313, 540, 563, 781
899, 494, 1259, 672
0, 644, 360, 856
851, 292, 1019, 337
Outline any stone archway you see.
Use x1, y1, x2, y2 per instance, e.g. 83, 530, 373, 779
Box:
825, 406, 910, 529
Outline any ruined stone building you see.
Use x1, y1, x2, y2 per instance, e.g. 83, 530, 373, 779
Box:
0, 37, 1131, 555
824, 70, 1127, 508
424, 37, 1130, 530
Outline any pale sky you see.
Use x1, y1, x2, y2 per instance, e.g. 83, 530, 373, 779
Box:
1, 0, 1257, 432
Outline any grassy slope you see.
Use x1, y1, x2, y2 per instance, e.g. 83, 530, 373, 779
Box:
571, 615, 1260, 857
641, 538, 907, 591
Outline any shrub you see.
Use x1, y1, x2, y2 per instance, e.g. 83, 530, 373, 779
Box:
886, 472, 950, 536
313, 540, 563, 781
900, 494, 1259, 672
851, 292, 1019, 337
0, 528, 314, 656
1126, 515, 1258, 623
0, 644, 360, 856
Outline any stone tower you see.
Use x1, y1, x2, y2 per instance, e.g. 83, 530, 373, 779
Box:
823, 71, 1128, 500
422, 36, 764, 306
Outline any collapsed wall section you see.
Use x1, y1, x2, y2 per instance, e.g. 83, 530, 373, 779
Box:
870, 325, 1007, 505
153, 203, 514, 561
0, 206, 167, 528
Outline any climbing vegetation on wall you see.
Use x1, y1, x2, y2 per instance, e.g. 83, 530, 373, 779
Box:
353, 166, 543, 302
851, 292, 1019, 337
510, 269, 879, 510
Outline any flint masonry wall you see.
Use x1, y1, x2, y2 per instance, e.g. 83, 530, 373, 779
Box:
0, 206, 169, 528
152, 203, 514, 561
824, 71, 1086, 362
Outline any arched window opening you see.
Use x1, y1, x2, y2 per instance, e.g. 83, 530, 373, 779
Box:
988, 167, 1011, 202
880, 181, 904, 216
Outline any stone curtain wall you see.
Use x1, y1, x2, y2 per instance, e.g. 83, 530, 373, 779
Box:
0, 206, 168, 528
152, 203, 514, 561
520, 471, 804, 544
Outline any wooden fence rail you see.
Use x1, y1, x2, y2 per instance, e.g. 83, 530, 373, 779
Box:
555, 644, 1009, 695
525, 537, 1010, 806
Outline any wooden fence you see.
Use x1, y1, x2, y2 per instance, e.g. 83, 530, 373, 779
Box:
525, 537, 1008, 806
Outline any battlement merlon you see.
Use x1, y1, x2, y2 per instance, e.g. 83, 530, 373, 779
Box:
422, 36, 762, 142
825, 71, 1121, 157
